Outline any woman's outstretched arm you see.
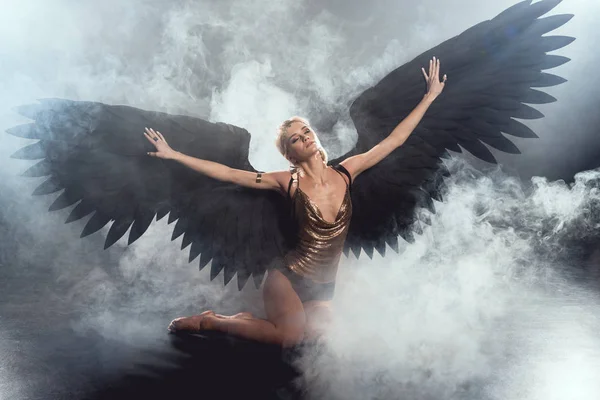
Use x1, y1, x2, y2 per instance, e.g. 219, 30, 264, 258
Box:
341, 57, 447, 180
144, 127, 288, 192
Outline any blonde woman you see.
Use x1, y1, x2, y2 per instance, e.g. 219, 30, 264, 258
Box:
154, 63, 442, 345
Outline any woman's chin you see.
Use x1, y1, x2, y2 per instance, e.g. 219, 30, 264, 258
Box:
294, 148, 322, 163
309, 150, 321, 160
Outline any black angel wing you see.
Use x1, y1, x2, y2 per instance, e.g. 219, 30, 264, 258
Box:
330, 0, 574, 259
8, 99, 292, 289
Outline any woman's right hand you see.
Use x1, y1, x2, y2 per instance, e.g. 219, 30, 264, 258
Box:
144, 127, 178, 159
421, 56, 447, 101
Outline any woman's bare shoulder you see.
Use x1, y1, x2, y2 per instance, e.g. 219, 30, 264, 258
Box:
265, 170, 293, 196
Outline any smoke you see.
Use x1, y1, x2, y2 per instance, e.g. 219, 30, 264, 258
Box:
1, 0, 600, 398
297, 159, 600, 399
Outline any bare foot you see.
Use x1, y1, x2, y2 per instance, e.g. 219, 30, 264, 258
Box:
168, 310, 217, 333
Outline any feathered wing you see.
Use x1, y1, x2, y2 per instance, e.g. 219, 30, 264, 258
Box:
330, 0, 574, 259
8, 99, 292, 289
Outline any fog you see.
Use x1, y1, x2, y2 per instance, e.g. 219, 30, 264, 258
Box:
1, 0, 600, 398
300, 159, 600, 399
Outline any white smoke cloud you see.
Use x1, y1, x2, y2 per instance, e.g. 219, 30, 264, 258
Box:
297, 159, 600, 399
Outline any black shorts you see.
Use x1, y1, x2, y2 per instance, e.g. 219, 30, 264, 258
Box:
279, 267, 335, 303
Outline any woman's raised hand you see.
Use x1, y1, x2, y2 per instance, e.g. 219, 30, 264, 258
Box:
144, 127, 177, 159
421, 56, 447, 99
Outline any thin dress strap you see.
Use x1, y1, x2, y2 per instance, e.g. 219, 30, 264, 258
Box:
287, 171, 299, 200
333, 164, 352, 192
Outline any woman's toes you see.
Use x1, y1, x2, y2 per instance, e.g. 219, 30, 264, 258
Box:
167, 318, 182, 332
167, 314, 216, 333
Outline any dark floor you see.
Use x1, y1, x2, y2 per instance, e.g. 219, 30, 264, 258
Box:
0, 286, 304, 400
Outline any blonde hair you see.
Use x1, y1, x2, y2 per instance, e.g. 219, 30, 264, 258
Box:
275, 116, 328, 171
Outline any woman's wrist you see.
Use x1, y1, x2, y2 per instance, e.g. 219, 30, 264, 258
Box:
170, 150, 183, 161
422, 93, 437, 104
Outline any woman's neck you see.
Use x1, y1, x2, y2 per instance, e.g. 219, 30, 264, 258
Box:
297, 155, 328, 185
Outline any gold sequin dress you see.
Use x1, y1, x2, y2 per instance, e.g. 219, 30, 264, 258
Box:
280, 164, 352, 302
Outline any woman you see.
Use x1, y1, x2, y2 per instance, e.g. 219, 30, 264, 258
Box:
145, 57, 447, 347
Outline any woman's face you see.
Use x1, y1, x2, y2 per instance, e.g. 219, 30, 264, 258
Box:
284, 121, 319, 163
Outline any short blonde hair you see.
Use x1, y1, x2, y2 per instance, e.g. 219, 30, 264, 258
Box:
275, 116, 328, 166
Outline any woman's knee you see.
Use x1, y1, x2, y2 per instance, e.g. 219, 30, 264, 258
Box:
304, 302, 333, 340
269, 307, 306, 347
278, 321, 306, 347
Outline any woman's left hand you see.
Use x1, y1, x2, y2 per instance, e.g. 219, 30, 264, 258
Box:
422, 56, 447, 100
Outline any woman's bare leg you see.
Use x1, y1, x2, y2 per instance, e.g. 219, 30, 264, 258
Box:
214, 312, 254, 320
168, 270, 306, 347
303, 301, 333, 341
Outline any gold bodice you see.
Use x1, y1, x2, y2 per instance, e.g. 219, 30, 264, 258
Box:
285, 168, 352, 283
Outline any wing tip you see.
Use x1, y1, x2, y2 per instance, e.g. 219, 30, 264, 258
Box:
237, 275, 250, 291
6, 125, 27, 139
10, 151, 25, 160
103, 239, 116, 250
79, 229, 92, 239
